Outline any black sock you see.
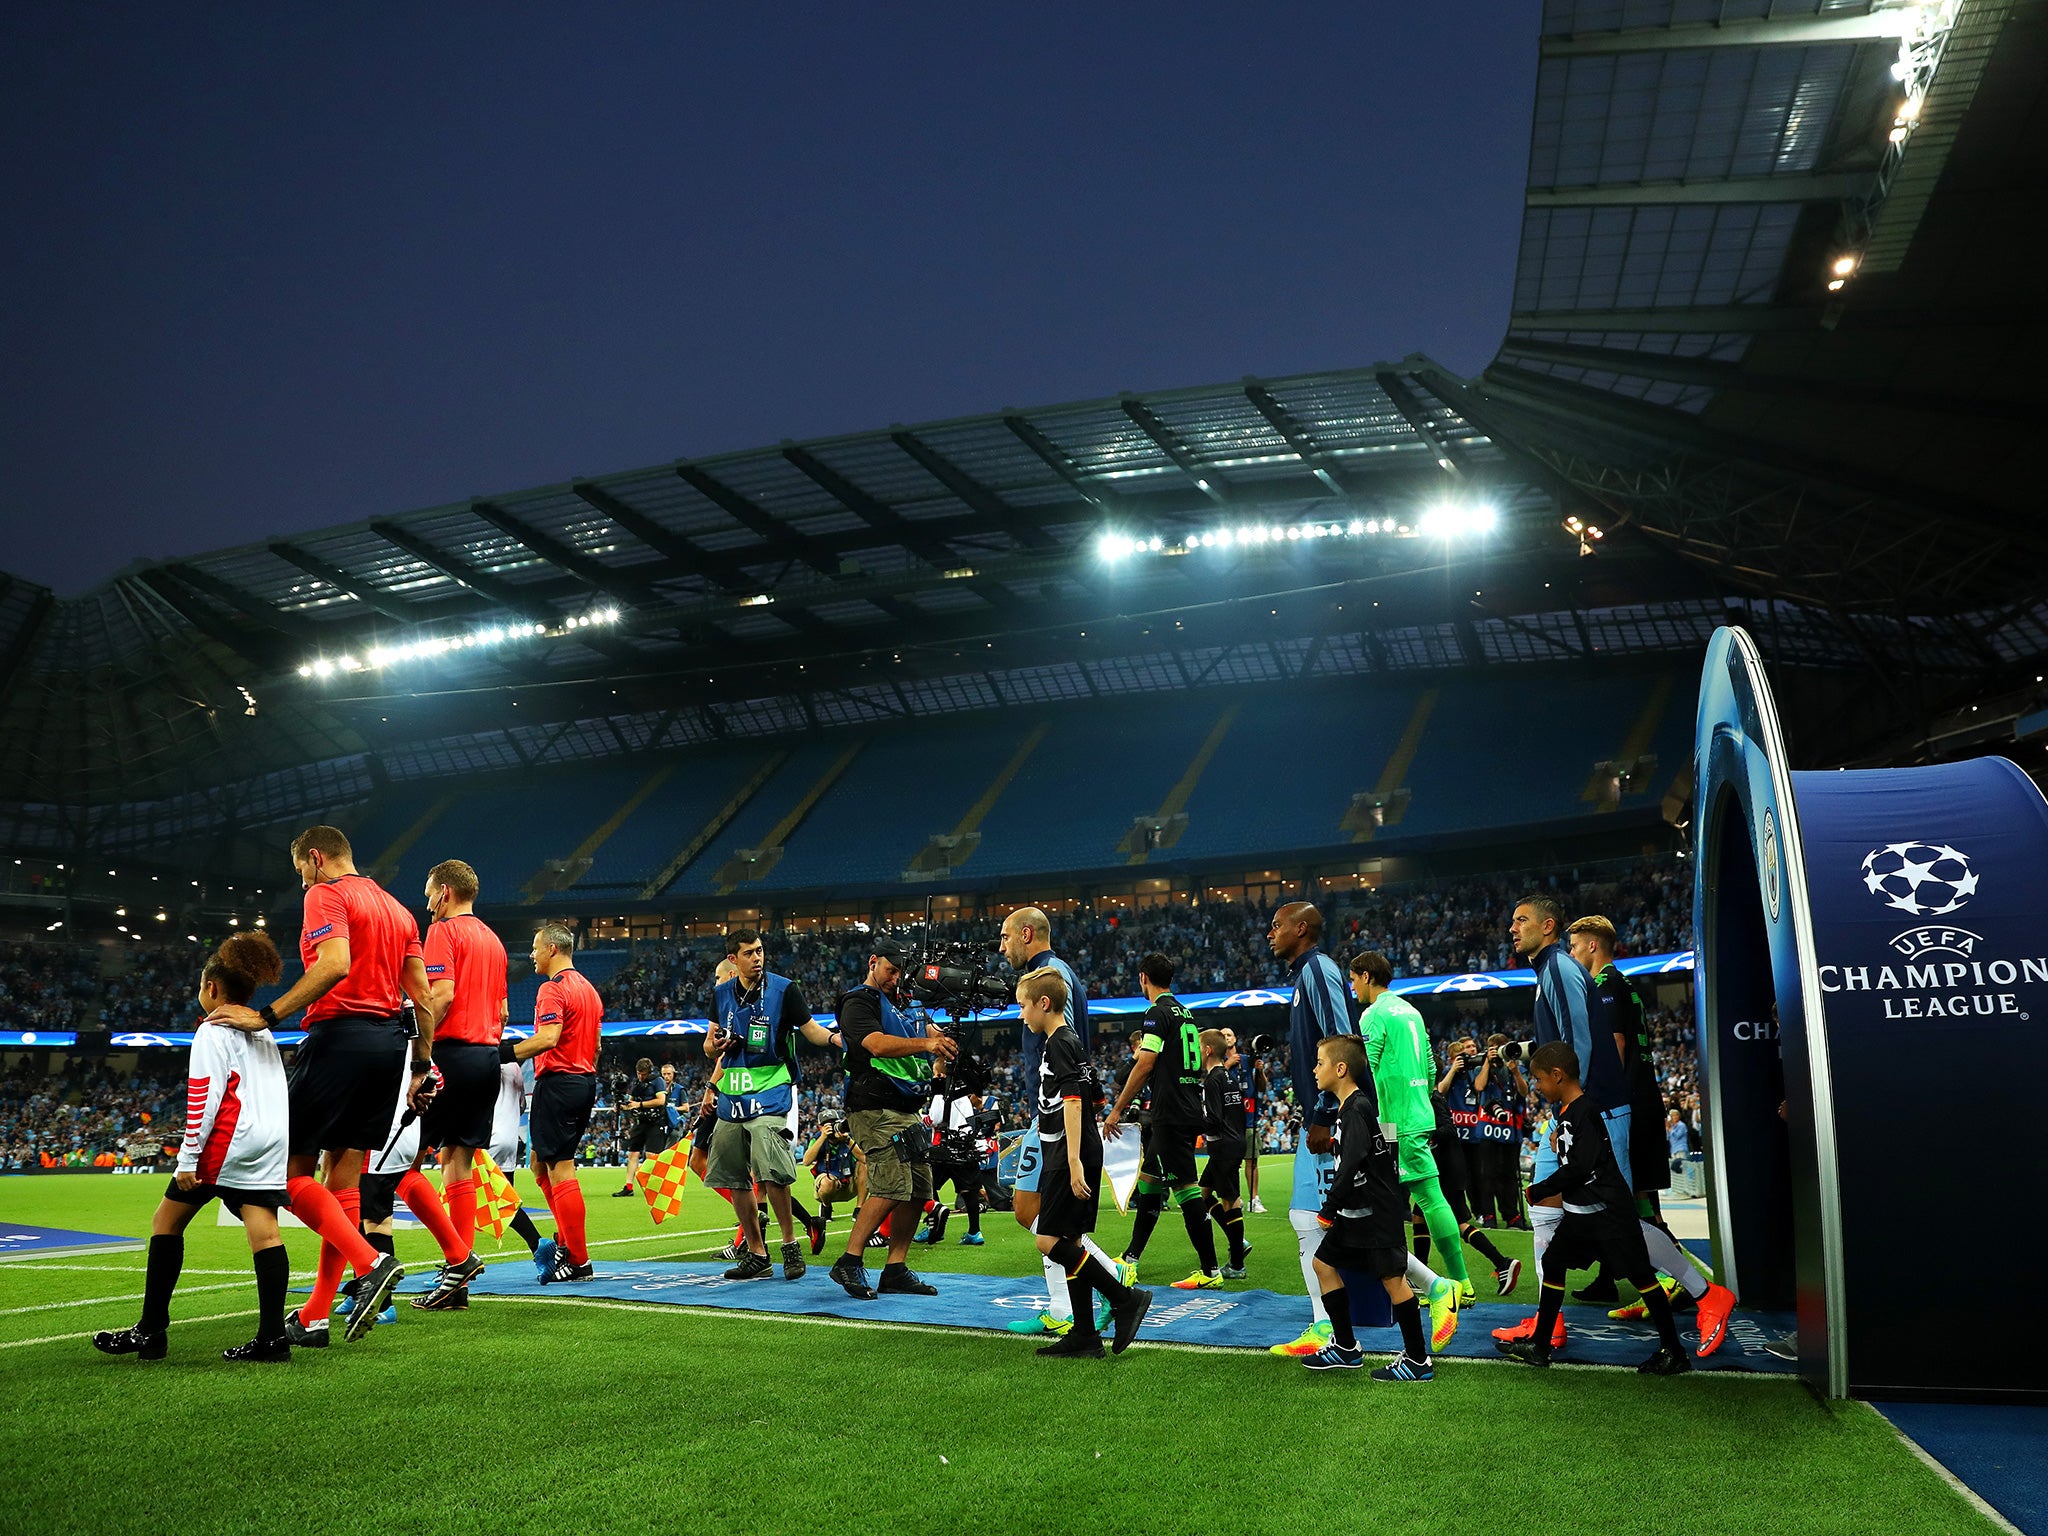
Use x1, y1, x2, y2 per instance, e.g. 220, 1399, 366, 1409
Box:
253, 1245, 288, 1340
1534, 1280, 1567, 1348
1218, 1208, 1247, 1265
1322, 1287, 1355, 1349
1051, 1238, 1133, 1307
789, 1197, 815, 1226
1393, 1294, 1428, 1362
1463, 1224, 1509, 1270
367, 1231, 396, 1258
965, 1186, 981, 1234
1126, 1198, 1162, 1260
1636, 1271, 1684, 1352
139, 1233, 183, 1334
1181, 1200, 1219, 1272
509, 1209, 542, 1253
1412, 1217, 1431, 1265
1065, 1275, 1100, 1337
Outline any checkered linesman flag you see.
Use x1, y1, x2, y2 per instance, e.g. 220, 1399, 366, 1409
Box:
471, 1149, 523, 1239
632, 1141, 691, 1225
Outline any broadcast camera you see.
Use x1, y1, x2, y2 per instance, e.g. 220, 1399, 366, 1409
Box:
908, 939, 1012, 1017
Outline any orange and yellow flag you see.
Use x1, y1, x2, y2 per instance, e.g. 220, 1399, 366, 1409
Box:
633, 1141, 691, 1225
472, 1149, 523, 1240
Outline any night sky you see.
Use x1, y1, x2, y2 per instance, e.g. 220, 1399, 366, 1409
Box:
2, 6, 1535, 597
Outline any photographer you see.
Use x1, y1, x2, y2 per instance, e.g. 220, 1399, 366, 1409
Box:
1470, 1033, 1527, 1227
613, 1057, 669, 1199
825, 935, 958, 1301
706, 930, 839, 1282
802, 1118, 861, 1222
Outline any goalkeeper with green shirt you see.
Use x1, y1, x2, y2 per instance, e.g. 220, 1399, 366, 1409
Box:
1350, 952, 1522, 1312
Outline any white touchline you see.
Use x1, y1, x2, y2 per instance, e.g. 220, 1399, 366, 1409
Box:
0, 1279, 257, 1317
0, 1309, 257, 1350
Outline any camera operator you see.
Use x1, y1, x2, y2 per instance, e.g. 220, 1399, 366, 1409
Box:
825, 934, 958, 1300
706, 929, 839, 1282
613, 1057, 669, 1198
921, 1055, 990, 1246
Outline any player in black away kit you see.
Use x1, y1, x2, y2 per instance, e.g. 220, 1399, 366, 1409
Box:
1197, 1030, 1250, 1276
1497, 1041, 1691, 1375
1018, 967, 1153, 1359
1103, 953, 1223, 1288
1305, 1035, 1434, 1380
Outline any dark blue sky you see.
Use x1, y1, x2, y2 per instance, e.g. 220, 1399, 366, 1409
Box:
2, 6, 1535, 596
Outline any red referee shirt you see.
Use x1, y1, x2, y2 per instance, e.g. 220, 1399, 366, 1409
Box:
533, 967, 602, 1075
299, 873, 423, 1026
423, 913, 508, 1045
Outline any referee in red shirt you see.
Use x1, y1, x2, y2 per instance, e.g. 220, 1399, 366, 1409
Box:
513, 918, 603, 1284
409, 857, 509, 1310
212, 825, 431, 1344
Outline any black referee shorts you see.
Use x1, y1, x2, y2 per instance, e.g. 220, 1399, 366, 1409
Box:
530, 1071, 598, 1164
359, 1169, 402, 1225
421, 1039, 499, 1151
287, 1016, 408, 1157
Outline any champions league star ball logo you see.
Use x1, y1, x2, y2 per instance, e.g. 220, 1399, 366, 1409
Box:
1860, 842, 1980, 918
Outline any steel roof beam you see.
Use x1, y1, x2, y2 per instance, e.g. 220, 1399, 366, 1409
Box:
1002, 414, 1113, 508
1119, 397, 1232, 505
570, 481, 751, 594
1476, 365, 2048, 553
673, 463, 841, 578
1376, 371, 1466, 476
160, 563, 321, 640
1541, 11, 1914, 55
780, 444, 959, 568
889, 430, 1060, 550
1494, 338, 2037, 426
1243, 382, 1346, 494
1527, 172, 1869, 207
0, 586, 54, 708
1506, 305, 1819, 334
129, 571, 280, 663
368, 521, 559, 623
467, 500, 659, 611
268, 542, 434, 626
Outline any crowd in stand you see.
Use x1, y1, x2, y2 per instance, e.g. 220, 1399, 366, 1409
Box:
0, 1057, 185, 1170
0, 853, 1701, 1172
599, 856, 1693, 1023
0, 938, 212, 1033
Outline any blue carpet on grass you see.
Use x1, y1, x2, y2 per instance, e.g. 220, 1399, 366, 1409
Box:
394, 1260, 1794, 1371
0, 1222, 142, 1261
1878, 1403, 2048, 1536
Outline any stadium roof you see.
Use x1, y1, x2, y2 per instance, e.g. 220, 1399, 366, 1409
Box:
2, 0, 2041, 835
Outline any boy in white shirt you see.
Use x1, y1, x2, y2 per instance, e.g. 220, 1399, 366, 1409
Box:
95, 933, 296, 1363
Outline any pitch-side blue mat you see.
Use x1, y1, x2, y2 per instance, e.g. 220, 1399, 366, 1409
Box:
398, 1260, 1793, 1371
1878, 1403, 2048, 1536
0, 1222, 143, 1261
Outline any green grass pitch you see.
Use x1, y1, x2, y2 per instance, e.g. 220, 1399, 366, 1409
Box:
0, 1169, 1996, 1536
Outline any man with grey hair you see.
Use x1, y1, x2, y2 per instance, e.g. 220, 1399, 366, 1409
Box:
997, 905, 1126, 1338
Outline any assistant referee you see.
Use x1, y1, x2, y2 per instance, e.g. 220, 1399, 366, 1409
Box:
211, 825, 431, 1344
